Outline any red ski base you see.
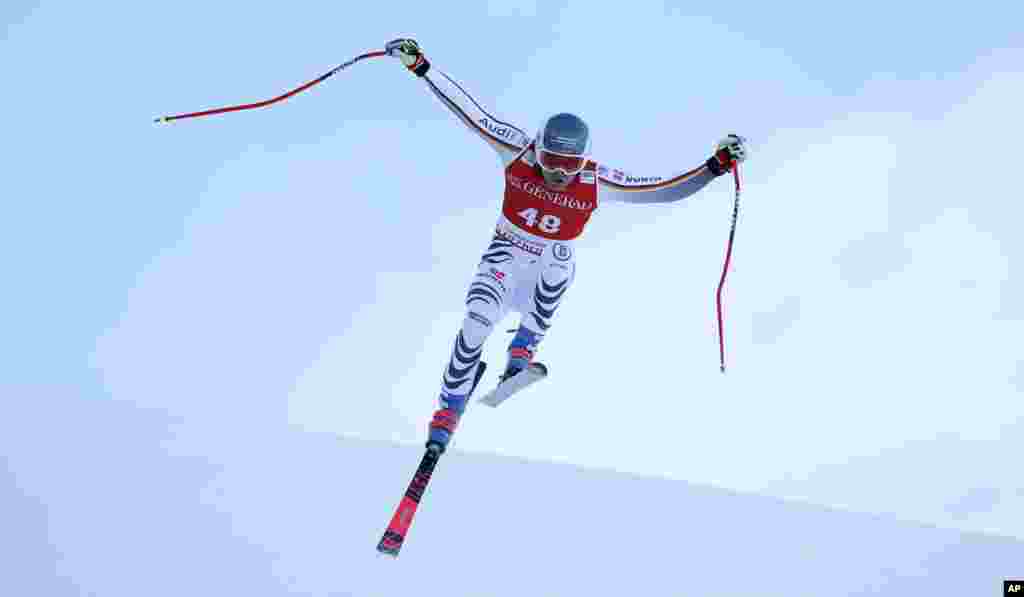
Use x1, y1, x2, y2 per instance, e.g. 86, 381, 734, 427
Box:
376, 445, 442, 557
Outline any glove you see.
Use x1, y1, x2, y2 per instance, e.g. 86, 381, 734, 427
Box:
385, 38, 430, 77
706, 134, 747, 176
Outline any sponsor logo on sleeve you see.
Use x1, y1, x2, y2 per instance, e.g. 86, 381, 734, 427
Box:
624, 175, 663, 185
478, 118, 518, 142
611, 169, 625, 182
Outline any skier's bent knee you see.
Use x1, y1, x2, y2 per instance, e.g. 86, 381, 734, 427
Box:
461, 306, 497, 347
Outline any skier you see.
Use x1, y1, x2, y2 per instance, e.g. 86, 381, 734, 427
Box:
385, 38, 748, 453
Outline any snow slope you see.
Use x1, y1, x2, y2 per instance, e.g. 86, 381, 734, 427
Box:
3, 390, 1020, 596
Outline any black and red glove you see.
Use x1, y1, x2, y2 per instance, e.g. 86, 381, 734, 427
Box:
706, 134, 748, 176
385, 38, 430, 77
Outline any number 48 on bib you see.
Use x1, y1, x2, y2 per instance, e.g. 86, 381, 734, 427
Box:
517, 208, 561, 234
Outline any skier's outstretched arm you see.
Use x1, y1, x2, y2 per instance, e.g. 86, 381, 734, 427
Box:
386, 38, 529, 166
598, 135, 748, 204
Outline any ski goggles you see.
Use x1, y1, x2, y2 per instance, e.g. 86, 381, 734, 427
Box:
537, 149, 586, 175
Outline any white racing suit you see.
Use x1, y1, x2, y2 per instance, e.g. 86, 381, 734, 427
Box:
420, 64, 724, 448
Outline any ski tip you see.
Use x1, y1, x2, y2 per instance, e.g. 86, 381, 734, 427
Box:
377, 530, 405, 557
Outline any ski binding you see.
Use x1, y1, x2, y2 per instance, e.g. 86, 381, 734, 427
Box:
477, 362, 548, 407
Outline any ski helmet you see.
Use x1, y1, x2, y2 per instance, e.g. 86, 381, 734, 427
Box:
535, 113, 591, 187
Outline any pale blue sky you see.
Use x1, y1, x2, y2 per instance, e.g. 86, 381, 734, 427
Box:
3, 0, 1024, 572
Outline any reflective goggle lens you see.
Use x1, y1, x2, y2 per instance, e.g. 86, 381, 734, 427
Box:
538, 150, 584, 174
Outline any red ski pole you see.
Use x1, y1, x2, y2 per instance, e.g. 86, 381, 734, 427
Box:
715, 164, 742, 373
154, 50, 388, 124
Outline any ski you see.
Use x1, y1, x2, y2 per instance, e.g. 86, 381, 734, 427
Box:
477, 362, 548, 407
376, 443, 443, 556
376, 361, 489, 557
377, 361, 546, 555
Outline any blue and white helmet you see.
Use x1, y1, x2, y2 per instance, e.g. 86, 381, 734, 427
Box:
535, 113, 591, 187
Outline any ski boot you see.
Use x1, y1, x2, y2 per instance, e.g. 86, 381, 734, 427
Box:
426, 361, 487, 454
500, 325, 541, 384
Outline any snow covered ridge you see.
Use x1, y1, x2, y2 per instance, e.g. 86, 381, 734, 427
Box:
4, 388, 1023, 596
381, 444, 1022, 596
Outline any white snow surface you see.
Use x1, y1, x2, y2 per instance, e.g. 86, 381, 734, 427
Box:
4, 390, 1020, 596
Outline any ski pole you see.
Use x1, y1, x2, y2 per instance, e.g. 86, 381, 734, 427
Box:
715, 164, 742, 374
154, 50, 388, 124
